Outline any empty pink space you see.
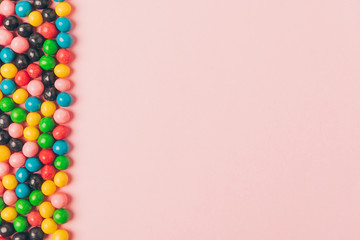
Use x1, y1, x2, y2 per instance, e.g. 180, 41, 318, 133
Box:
70, 0, 360, 239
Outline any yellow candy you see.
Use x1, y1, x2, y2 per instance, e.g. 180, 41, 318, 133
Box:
0, 146, 11, 161
41, 101, 56, 117
41, 218, 58, 234
23, 126, 40, 141
12, 88, 28, 104
27, 112, 42, 126
39, 202, 55, 218
28, 11, 43, 27
52, 229, 69, 240
54, 172, 68, 188
41, 180, 57, 196
54, 64, 70, 78
55, 2, 71, 17
2, 174, 17, 190
0, 63, 17, 79
1, 207, 17, 221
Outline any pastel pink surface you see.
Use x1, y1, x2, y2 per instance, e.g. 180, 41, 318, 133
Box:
71, 0, 360, 239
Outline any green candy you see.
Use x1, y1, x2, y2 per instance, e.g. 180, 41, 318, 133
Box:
0, 97, 15, 112
39, 55, 56, 70
53, 208, 70, 224
39, 117, 55, 132
43, 39, 59, 55
37, 133, 55, 149
54, 156, 70, 170
10, 108, 27, 123
29, 190, 44, 206
15, 199, 32, 215
13, 216, 28, 232
0, 198, 5, 211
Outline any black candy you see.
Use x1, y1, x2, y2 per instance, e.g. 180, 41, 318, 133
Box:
13, 232, 29, 240
0, 222, 15, 237
8, 138, 24, 152
0, 130, 10, 145
0, 114, 11, 129
29, 227, 45, 240
28, 174, 44, 190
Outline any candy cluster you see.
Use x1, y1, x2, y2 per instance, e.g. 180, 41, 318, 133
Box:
0, 0, 73, 240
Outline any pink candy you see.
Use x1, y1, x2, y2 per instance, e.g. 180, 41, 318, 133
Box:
9, 152, 26, 168
8, 123, 23, 138
0, 162, 10, 177
54, 109, 71, 124
50, 192, 69, 208
27, 80, 44, 96
11, 37, 29, 53
22, 142, 39, 157
55, 79, 72, 92
0, 29, 13, 46
0, 1, 15, 17
3, 190, 17, 205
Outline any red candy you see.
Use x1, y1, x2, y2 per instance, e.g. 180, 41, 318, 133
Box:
27, 211, 43, 226
39, 22, 58, 39
52, 125, 70, 140
38, 149, 55, 164
14, 70, 30, 86
56, 49, 72, 64
26, 63, 42, 79
41, 165, 56, 180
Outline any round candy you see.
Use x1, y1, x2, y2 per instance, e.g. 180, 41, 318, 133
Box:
38, 133, 54, 149
52, 229, 69, 240
56, 92, 73, 107
0, 162, 10, 177
27, 63, 42, 79
12, 89, 28, 104
16, 183, 31, 198
41, 218, 57, 234
56, 32, 73, 49
41, 101, 56, 117
0, 97, 15, 112
0, 221, 15, 237
3, 190, 17, 205
1, 63, 17, 79
1, 207, 17, 221
15, 70, 30, 86
0, 1, 15, 17
39, 55, 56, 70
29, 190, 44, 206
25, 157, 43, 172
15, 199, 32, 215
11, 37, 30, 53
0, 48, 15, 63
43, 39, 59, 55
28, 174, 43, 190
55, 2, 71, 17
54, 156, 70, 170
0, 79, 15, 95
54, 78, 71, 91
54, 172, 68, 188
15, 1, 32, 17
28, 11, 43, 27
27, 80, 44, 96
41, 165, 56, 180
39, 149, 55, 164
39, 22, 57, 39
26, 112, 42, 126
54, 63, 70, 77
52, 125, 69, 140
0, 146, 11, 162
25, 97, 42, 112
23, 126, 40, 141
27, 211, 43, 226
10, 108, 27, 123
41, 180, 56, 196
22, 141, 39, 157
9, 152, 26, 168
2, 174, 17, 190
53, 140, 69, 155
39, 201, 54, 218
55, 17, 71, 32
53, 109, 70, 124
53, 208, 69, 224
50, 192, 68, 209
29, 227, 45, 240
16, 168, 30, 183
13, 216, 28, 232
39, 117, 55, 132
56, 49, 72, 64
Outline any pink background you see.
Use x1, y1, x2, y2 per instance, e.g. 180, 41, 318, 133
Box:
69, 0, 360, 239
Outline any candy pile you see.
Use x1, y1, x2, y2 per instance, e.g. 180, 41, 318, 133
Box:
0, 0, 73, 240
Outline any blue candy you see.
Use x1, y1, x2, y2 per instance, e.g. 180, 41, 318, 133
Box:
56, 32, 73, 49
25, 157, 43, 172
16, 167, 30, 183
56, 17, 72, 32
53, 140, 70, 155
25, 96, 41, 112
0, 79, 16, 95
0, 48, 15, 63
16, 183, 31, 198
56, 92, 73, 107
15, 1, 32, 17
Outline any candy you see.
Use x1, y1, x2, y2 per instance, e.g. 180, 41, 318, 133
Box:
0, 1, 73, 238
